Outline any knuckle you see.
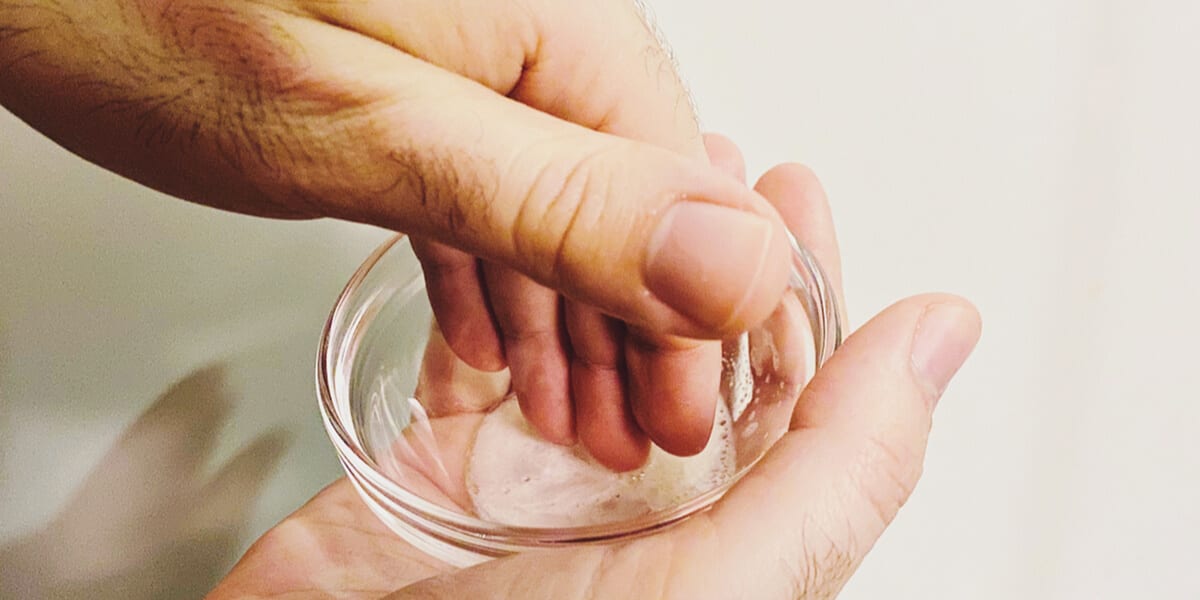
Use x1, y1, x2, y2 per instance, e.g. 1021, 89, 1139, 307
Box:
412, 239, 476, 274
500, 323, 559, 346
141, 2, 393, 194
850, 434, 926, 528
567, 304, 625, 364
511, 141, 617, 283
148, 1, 307, 93
354, 138, 498, 239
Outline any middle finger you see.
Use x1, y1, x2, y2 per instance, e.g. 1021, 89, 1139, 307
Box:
481, 263, 575, 445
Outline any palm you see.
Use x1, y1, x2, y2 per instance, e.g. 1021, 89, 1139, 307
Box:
209, 476, 717, 599
209, 429, 889, 600
208, 479, 450, 599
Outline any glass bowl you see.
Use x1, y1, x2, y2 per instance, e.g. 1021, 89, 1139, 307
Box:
317, 234, 843, 566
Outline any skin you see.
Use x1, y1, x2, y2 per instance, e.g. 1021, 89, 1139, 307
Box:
208, 152, 983, 599
0, 0, 795, 471
1, 2, 984, 595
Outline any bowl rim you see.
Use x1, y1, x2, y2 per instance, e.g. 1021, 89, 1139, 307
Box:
316, 233, 844, 543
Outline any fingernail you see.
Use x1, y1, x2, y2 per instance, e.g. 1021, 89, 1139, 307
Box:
643, 201, 788, 332
910, 303, 980, 402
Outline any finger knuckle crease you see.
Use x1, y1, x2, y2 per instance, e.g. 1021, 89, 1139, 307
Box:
854, 435, 924, 527
513, 145, 614, 284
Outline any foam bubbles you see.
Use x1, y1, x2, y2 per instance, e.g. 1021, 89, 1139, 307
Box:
467, 397, 736, 528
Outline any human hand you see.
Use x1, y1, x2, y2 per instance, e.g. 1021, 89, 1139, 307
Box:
206, 163, 982, 599
0, 0, 791, 468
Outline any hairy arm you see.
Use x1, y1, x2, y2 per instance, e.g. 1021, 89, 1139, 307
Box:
0, 0, 366, 218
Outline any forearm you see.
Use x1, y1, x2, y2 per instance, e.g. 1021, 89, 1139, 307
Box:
0, 0, 322, 217
1, 1, 144, 145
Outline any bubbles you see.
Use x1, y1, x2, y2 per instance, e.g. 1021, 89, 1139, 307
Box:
466, 397, 737, 528
741, 420, 759, 438
730, 333, 754, 421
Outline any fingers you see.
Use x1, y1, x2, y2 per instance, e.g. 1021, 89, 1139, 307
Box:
356, 0, 721, 460
316, 1, 738, 462
370, 60, 788, 338
418, 132, 766, 464
626, 336, 722, 456
411, 238, 506, 372
268, 13, 791, 340
305, 0, 784, 336
481, 264, 575, 445
685, 294, 982, 599
566, 303, 650, 471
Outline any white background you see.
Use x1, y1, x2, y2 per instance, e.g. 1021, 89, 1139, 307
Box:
2, 0, 1198, 598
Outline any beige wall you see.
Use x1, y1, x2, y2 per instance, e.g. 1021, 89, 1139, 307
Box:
2, 0, 1197, 597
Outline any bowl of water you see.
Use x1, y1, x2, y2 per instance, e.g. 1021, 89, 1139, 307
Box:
317, 234, 842, 566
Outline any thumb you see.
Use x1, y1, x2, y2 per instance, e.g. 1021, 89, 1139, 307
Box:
286, 29, 792, 339
685, 293, 983, 599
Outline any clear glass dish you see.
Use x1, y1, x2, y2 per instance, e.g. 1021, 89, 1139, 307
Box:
317, 234, 843, 566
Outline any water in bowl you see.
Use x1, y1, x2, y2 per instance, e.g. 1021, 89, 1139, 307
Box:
354, 326, 755, 529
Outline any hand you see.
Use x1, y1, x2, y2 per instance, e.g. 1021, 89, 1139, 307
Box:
206, 164, 982, 599
0, 0, 793, 468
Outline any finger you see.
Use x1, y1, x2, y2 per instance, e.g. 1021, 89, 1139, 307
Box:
742, 164, 846, 432
566, 303, 650, 471
411, 238, 506, 371
754, 163, 845, 305
481, 263, 575, 445
624, 335, 722, 456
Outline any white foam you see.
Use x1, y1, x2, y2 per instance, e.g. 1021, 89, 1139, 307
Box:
466, 397, 736, 528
